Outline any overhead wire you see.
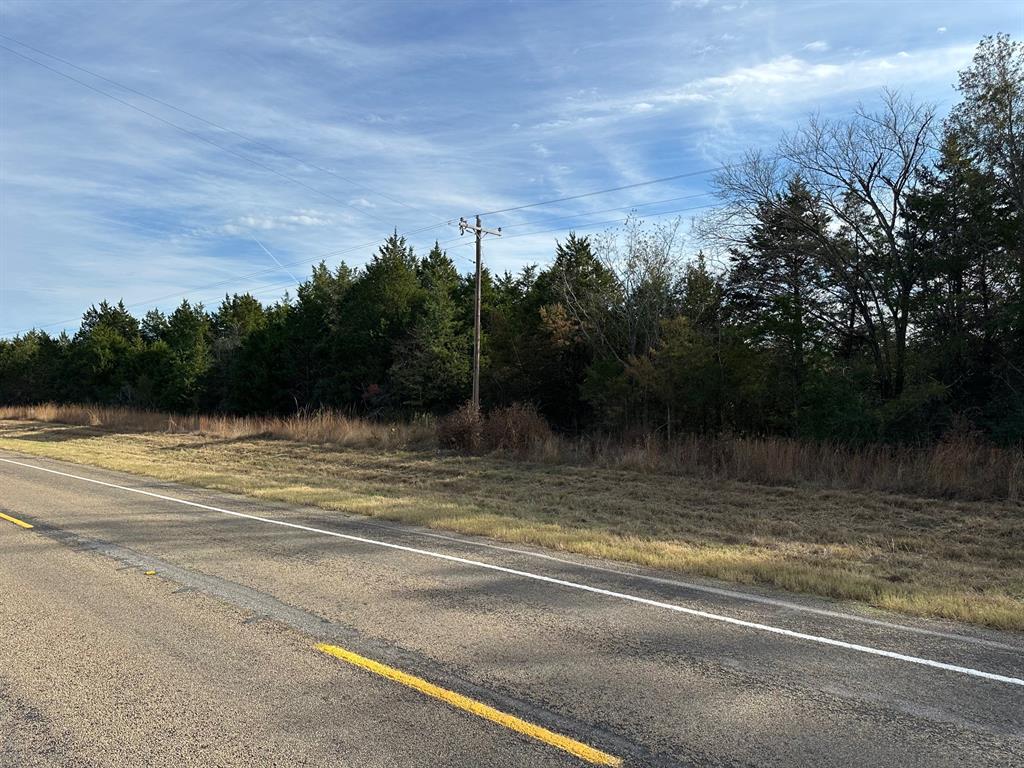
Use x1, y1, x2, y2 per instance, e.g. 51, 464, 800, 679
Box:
477, 166, 724, 217
492, 191, 713, 231
447, 200, 721, 250
3, 184, 722, 335
2, 193, 724, 336
3, 39, 743, 334
186, 199, 722, 309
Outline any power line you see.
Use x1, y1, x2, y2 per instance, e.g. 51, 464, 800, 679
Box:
252, 238, 299, 282
2, 39, 740, 335
447, 200, 721, 248
0, 43, 402, 227
2, 201, 721, 338
3, 35, 732, 230
0, 33, 438, 220
433, 194, 717, 249
1, 191, 718, 337
495, 191, 713, 231
477, 166, 724, 217
164, 200, 719, 308
457, 216, 501, 409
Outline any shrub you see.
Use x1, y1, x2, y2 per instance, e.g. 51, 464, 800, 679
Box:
436, 401, 482, 452
483, 403, 552, 454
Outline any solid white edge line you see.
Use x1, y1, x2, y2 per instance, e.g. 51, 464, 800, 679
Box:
2, 456, 1022, 687
392, 524, 1022, 651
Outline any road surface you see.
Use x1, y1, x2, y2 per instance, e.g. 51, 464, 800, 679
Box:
1, 449, 1021, 767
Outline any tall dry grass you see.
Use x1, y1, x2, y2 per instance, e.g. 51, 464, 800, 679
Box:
2, 402, 1022, 501
551, 431, 1024, 501
0, 403, 435, 451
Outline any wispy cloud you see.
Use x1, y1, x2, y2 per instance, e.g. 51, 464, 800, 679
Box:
0, 0, 1012, 335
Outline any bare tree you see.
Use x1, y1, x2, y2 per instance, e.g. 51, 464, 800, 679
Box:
559, 215, 685, 367
706, 90, 937, 398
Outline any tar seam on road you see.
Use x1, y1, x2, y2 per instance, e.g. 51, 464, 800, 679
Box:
0, 510, 33, 529
315, 642, 622, 766
3, 456, 1022, 688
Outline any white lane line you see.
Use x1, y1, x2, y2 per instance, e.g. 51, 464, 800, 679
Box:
3, 456, 1022, 687
380, 524, 1022, 651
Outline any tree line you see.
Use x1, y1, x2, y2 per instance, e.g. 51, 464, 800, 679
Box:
2, 35, 1022, 445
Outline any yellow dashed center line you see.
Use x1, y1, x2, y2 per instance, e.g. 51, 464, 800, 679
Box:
315, 642, 623, 766
0, 511, 33, 529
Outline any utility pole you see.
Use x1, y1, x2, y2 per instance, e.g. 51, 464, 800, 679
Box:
458, 216, 501, 411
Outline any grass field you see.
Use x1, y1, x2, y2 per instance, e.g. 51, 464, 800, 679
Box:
1, 417, 1022, 631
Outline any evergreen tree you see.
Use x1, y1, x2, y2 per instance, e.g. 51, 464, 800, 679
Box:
907, 130, 1019, 435
335, 232, 423, 409
726, 177, 833, 430
162, 300, 213, 410
71, 300, 144, 403
207, 293, 268, 410
390, 243, 470, 410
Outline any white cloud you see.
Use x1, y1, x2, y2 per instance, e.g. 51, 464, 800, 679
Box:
230, 211, 335, 232
803, 40, 829, 52
527, 41, 980, 169
676, 44, 975, 104
937, 26, 947, 33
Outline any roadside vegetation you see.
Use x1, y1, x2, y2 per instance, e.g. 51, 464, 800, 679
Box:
4, 402, 1022, 501
3, 37, 1024, 456
2, 36, 1024, 630
1, 408, 1021, 632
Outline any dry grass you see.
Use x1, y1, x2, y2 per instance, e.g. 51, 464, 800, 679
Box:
3, 403, 1021, 501
560, 431, 1024, 502
1, 413, 1021, 631
0, 403, 435, 451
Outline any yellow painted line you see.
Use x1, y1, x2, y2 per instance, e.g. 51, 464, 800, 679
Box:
315, 643, 622, 766
0, 511, 32, 529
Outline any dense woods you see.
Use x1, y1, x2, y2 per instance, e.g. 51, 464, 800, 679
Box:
3, 35, 1023, 447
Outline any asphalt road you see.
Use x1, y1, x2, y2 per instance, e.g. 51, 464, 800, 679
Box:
1, 449, 1022, 767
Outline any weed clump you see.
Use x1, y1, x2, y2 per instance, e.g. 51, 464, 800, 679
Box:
436, 402, 483, 452
482, 403, 552, 454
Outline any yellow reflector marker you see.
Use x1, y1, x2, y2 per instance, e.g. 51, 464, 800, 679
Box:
144, 570, 157, 576
315, 643, 622, 766
0, 512, 33, 529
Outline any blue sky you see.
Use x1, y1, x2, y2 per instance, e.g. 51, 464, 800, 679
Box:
1, 0, 1021, 337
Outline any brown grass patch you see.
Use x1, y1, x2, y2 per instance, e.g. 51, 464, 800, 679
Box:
0, 414, 1021, 631
0, 403, 435, 451
5, 402, 1019, 501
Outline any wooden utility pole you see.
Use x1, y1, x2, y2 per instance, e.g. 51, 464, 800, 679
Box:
458, 216, 501, 411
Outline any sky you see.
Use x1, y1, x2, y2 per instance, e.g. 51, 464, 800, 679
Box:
1, 0, 1022, 337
